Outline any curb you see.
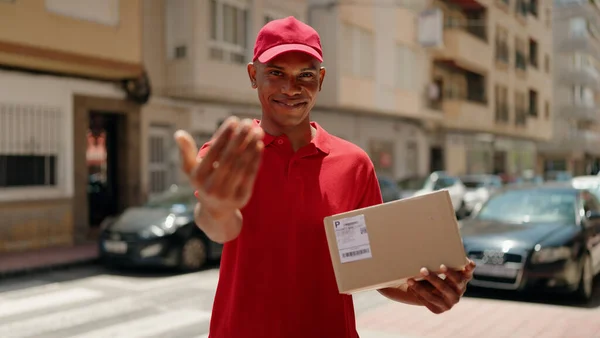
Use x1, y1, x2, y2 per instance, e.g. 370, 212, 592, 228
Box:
0, 257, 99, 279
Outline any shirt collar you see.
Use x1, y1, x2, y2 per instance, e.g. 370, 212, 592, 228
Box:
253, 119, 331, 155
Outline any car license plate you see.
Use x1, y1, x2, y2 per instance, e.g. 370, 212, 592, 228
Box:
474, 263, 518, 278
104, 240, 127, 254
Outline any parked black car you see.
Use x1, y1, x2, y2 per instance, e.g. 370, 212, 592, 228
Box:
460, 183, 600, 301
99, 186, 222, 271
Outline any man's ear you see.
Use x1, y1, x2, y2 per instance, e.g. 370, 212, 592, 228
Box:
247, 62, 257, 89
318, 66, 326, 92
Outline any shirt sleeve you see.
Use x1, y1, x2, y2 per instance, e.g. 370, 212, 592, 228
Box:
356, 162, 383, 209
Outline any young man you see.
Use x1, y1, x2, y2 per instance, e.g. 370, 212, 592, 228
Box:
175, 16, 475, 338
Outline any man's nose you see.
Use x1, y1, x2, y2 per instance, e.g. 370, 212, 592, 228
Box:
281, 77, 302, 96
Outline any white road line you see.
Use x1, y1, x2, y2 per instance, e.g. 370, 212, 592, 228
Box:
88, 271, 219, 292
65, 309, 211, 338
0, 281, 203, 338
0, 288, 103, 319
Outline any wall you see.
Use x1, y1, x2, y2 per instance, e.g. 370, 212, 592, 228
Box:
0, 0, 141, 64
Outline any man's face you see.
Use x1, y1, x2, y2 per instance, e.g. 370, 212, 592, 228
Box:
248, 52, 326, 129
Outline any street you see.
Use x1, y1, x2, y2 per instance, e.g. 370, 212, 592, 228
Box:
0, 264, 599, 338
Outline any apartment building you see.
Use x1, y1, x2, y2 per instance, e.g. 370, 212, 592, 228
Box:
537, 0, 600, 175
426, 0, 553, 176
0, 0, 145, 253
141, 0, 435, 191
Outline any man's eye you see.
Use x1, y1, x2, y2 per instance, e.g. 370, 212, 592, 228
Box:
300, 73, 315, 78
269, 70, 282, 76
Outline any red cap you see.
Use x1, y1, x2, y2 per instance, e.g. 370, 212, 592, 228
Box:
253, 16, 323, 63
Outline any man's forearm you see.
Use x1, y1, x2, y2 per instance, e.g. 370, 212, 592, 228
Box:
377, 287, 423, 306
194, 202, 243, 244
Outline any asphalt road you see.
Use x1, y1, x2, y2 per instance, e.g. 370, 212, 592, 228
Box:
0, 263, 599, 338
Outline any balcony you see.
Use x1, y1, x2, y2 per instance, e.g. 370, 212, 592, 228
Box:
539, 130, 600, 156
0, 0, 142, 80
559, 66, 600, 89
558, 34, 600, 60
560, 104, 600, 122
432, 28, 492, 74
441, 91, 492, 132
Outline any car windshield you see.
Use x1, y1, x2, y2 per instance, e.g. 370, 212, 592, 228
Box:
429, 177, 456, 190
476, 190, 576, 224
145, 187, 196, 209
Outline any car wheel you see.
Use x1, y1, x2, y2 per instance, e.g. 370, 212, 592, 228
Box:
576, 254, 594, 302
179, 237, 207, 271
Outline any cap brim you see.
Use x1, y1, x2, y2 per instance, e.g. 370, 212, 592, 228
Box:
257, 44, 323, 63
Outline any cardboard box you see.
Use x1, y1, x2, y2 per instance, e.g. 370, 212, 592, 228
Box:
323, 190, 468, 294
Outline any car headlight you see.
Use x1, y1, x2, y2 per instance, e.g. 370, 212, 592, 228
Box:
139, 225, 166, 238
531, 246, 572, 264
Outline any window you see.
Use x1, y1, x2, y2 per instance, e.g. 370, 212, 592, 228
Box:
495, 26, 509, 64
545, 6, 551, 28
545, 100, 550, 119
396, 44, 417, 89
544, 54, 550, 73
515, 91, 527, 126
341, 23, 375, 78
495, 84, 509, 123
571, 85, 595, 106
529, 0, 538, 17
528, 89, 538, 117
515, 38, 527, 71
264, 10, 287, 25
148, 126, 174, 196
528, 38, 538, 68
570, 17, 588, 37
406, 141, 418, 176
0, 104, 62, 188
209, 0, 249, 64
515, 0, 528, 17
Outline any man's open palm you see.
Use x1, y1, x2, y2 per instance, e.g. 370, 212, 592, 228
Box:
174, 117, 265, 216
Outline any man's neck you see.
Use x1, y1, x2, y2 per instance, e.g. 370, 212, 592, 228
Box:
259, 117, 316, 152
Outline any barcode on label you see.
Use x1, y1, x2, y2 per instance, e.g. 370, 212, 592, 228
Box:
342, 248, 370, 258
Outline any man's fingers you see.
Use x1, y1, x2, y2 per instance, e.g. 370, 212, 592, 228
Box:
174, 130, 199, 175
408, 280, 448, 312
440, 265, 465, 294
408, 288, 444, 314
235, 137, 264, 200
420, 268, 459, 307
195, 120, 238, 185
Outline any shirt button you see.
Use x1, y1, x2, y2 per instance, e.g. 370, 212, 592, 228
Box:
277, 139, 284, 145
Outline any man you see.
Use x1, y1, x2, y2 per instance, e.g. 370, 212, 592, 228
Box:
175, 16, 475, 338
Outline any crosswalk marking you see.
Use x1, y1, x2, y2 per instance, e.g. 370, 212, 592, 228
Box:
0, 288, 102, 319
87, 270, 219, 292
64, 309, 211, 338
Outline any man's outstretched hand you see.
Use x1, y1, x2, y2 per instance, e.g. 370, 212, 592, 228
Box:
174, 117, 265, 219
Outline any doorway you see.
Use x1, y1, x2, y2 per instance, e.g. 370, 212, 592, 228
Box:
429, 146, 444, 173
87, 112, 120, 228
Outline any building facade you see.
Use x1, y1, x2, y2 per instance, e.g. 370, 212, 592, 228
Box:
0, 0, 145, 253
538, 0, 600, 175
425, 0, 553, 177
141, 0, 436, 195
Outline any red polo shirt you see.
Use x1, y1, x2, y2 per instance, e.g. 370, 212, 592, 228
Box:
198, 120, 383, 338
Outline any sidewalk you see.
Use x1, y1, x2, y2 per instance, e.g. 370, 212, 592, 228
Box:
355, 296, 600, 338
0, 243, 99, 277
